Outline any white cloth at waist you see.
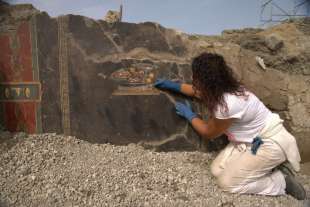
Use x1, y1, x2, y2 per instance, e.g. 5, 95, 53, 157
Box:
219, 113, 301, 172
259, 113, 301, 171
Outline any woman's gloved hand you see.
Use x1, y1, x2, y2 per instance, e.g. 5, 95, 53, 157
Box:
175, 101, 198, 122
153, 79, 181, 93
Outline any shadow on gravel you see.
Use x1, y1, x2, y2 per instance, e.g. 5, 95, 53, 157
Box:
0, 131, 27, 154
303, 199, 310, 207
0, 199, 9, 207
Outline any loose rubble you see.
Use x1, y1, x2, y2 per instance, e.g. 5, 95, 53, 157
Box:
0, 132, 309, 207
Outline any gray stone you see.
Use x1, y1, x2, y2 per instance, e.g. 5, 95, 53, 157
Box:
265, 34, 284, 51
303, 67, 310, 75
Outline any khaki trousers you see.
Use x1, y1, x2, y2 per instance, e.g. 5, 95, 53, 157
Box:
211, 138, 286, 195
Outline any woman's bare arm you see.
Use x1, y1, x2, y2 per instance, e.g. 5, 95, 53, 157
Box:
180, 83, 201, 99
191, 116, 234, 139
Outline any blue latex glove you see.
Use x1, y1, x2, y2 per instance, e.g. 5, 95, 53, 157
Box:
153, 79, 181, 93
175, 101, 198, 122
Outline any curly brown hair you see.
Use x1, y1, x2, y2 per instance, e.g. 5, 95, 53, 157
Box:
192, 52, 246, 116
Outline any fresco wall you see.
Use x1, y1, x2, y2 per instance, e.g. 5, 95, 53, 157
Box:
1, 4, 309, 159
0, 9, 216, 152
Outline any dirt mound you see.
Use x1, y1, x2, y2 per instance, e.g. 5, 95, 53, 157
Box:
219, 18, 310, 75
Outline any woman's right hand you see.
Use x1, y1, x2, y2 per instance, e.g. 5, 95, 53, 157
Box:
153, 79, 181, 93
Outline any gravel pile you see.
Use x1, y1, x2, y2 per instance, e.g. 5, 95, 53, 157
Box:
0, 132, 309, 207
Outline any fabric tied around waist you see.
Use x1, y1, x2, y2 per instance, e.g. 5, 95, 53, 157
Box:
258, 113, 301, 172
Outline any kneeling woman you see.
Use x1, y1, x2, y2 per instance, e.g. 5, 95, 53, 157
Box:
154, 52, 305, 200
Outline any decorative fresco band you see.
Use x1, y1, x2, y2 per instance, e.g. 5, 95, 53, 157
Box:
58, 16, 71, 135
0, 82, 41, 102
30, 16, 43, 133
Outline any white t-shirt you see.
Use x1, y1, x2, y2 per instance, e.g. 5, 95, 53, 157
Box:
214, 91, 271, 143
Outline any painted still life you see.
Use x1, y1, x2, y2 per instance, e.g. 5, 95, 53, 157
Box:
110, 64, 160, 95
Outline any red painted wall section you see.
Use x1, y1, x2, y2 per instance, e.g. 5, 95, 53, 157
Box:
17, 22, 33, 82
0, 22, 37, 134
0, 35, 13, 81
4, 102, 36, 133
